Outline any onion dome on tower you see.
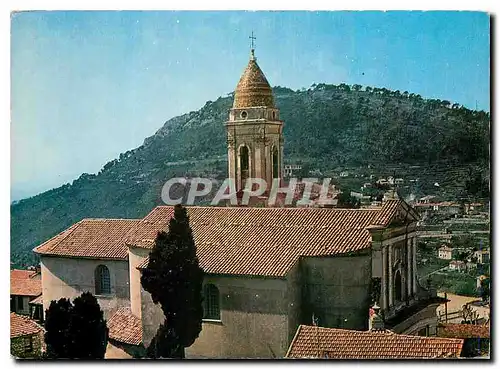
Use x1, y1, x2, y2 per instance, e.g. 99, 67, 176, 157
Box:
233, 49, 275, 109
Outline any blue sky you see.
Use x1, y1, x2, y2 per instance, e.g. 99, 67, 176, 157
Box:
11, 11, 490, 200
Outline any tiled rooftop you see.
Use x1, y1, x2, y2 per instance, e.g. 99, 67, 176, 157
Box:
129, 204, 395, 277
10, 270, 42, 297
438, 323, 490, 339
10, 269, 37, 279
33, 200, 410, 277
286, 325, 464, 359
28, 295, 43, 305
10, 313, 43, 338
33, 219, 140, 260
107, 307, 142, 346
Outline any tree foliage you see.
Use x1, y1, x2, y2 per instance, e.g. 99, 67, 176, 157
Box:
44, 292, 108, 359
480, 277, 490, 302
336, 190, 361, 209
141, 204, 204, 358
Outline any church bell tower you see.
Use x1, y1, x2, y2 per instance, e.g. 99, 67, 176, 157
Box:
226, 36, 284, 193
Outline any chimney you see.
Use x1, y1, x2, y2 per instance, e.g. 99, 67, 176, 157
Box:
369, 303, 385, 331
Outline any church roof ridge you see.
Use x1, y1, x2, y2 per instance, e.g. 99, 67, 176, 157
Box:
79, 217, 140, 221
33, 218, 141, 260
35, 201, 418, 278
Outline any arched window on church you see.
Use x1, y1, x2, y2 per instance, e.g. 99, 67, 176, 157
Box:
394, 270, 402, 302
272, 146, 279, 179
203, 284, 220, 320
95, 265, 111, 295
240, 145, 249, 186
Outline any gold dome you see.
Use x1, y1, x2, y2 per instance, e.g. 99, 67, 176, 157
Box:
233, 52, 275, 108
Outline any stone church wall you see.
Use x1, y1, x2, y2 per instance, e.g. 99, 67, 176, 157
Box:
286, 260, 302, 345
40, 256, 130, 319
141, 275, 291, 358
302, 252, 372, 330
128, 246, 150, 318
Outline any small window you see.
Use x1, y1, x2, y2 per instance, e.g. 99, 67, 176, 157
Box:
95, 265, 111, 295
203, 284, 220, 320
272, 111, 276, 120
394, 270, 402, 301
23, 336, 33, 353
240, 111, 248, 119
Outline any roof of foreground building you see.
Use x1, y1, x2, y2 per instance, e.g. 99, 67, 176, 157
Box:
10, 313, 43, 338
286, 325, 464, 359
107, 307, 143, 346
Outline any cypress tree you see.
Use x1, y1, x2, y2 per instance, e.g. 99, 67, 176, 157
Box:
141, 204, 204, 358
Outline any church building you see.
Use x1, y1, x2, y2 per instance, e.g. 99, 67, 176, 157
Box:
33, 46, 444, 359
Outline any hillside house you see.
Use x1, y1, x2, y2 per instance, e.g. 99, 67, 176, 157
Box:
448, 260, 466, 273
419, 195, 436, 204
437, 246, 453, 260
466, 262, 477, 272
283, 164, 302, 178
474, 249, 490, 264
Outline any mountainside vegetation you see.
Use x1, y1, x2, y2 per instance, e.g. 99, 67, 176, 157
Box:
11, 83, 490, 268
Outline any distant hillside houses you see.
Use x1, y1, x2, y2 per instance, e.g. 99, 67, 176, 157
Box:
438, 245, 453, 260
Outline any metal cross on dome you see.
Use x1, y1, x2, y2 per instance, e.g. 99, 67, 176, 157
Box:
249, 31, 256, 50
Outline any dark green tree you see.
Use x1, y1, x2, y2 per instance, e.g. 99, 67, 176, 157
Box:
141, 204, 204, 358
67, 292, 108, 359
337, 191, 361, 209
480, 277, 490, 302
44, 298, 72, 358
146, 321, 182, 359
44, 292, 108, 359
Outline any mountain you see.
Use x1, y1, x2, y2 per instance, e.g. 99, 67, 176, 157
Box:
10, 84, 490, 267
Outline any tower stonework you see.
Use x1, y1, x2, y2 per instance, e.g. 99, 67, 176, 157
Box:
226, 50, 284, 193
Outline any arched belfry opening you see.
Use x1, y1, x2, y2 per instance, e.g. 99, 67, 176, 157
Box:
394, 270, 402, 302
272, 146, 279, 179
240, 145, 250, 189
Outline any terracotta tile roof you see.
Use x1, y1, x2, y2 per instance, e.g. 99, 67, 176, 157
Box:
10, 313, 43, 338
29, 295, 43, 305
11, 272, 41, 297
438, 324, 490, 339
372, 199, 420, 227
33, 200, 417, 278
107, 307, 142, 346
10, 269, 37, 279
33, 219, 140, 260
136, 257, 149, 270
128, 205, 383, 277
286, 325, 464, 359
